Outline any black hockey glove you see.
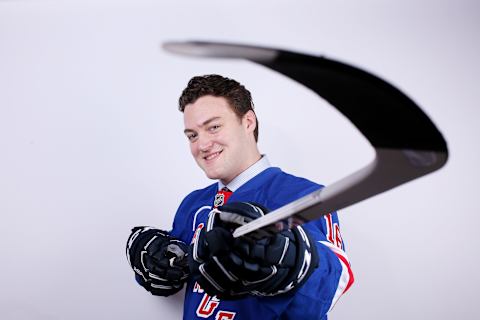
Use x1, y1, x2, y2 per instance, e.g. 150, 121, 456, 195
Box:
189, 202, 319, 299
126, 226, 189, 296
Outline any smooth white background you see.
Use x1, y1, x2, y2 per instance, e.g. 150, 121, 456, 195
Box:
1, 1, 479, 319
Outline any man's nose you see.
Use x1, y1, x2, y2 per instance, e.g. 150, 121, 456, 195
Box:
198, 134, 213, 152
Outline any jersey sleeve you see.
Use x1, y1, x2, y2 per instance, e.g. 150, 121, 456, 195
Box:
265, 179, 354, 318
256, 211, 353, 319
299, 211, 354, 315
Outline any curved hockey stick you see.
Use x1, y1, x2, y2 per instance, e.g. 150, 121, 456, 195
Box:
162, 41, 448, 238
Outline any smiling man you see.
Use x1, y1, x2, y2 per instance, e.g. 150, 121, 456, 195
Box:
126, 75, 354, 319
182, 94, 260, 184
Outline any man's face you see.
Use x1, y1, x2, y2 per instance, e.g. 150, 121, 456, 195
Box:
183, 95, 257, 184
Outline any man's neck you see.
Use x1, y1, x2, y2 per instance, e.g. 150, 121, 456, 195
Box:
219, 154, 271, 191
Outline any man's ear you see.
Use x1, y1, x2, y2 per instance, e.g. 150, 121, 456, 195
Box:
243, 110, 257, 133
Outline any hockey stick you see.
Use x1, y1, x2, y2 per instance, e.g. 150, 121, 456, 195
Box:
162, 41, 448, 238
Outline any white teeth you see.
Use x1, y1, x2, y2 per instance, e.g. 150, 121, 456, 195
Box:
205, 151, 220, 160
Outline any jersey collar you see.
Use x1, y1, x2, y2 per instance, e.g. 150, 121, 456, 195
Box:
218, 155, 271, 192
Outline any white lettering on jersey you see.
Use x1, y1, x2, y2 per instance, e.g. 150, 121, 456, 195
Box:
324, 213, 344, 250
193, 281, 205, 293
193, 284, 236, 319
216, 310, 236, 320
196, 294, 220, 318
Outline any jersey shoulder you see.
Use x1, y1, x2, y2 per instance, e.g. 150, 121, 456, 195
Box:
228, 167, 324, 213
179, 182, 218, 208
261, 167, 324, 207
169, 182, 217, 241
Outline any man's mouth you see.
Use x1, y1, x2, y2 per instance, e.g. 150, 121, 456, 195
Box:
204, 150, 222, 161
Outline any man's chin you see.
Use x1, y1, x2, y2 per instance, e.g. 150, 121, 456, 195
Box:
203, 169, 221, 181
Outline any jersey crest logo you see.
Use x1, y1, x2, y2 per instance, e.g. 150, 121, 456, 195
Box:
214, 193, 225, 207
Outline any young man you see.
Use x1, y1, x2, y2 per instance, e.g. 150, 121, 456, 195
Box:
126, 75, 354, 319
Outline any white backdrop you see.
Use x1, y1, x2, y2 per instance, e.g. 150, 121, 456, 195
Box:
1, 0, 479, 319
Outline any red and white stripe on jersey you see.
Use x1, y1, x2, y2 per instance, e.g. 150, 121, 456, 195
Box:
319, 240, 354, 311
321, 214, 354, 311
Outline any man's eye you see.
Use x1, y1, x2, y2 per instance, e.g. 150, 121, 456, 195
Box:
186, 133, 197, 141
209, 125, 221, 132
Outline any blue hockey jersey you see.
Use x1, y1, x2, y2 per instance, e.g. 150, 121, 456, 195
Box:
170, 167, 353, 320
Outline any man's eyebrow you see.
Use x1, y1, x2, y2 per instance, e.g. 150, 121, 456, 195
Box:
184, 117, 221, 134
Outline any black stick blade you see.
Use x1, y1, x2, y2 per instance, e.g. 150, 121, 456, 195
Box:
162, 41, 448, 237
